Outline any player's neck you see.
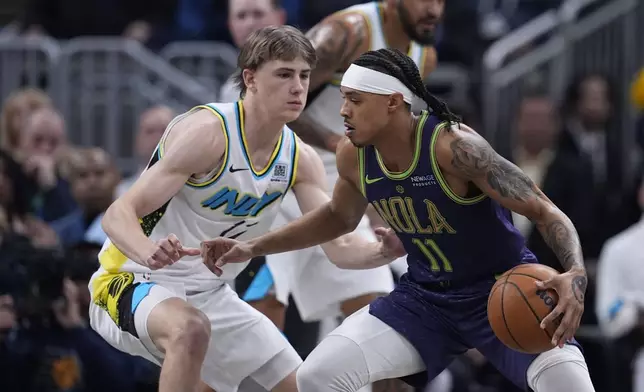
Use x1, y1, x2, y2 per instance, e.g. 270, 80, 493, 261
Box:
381, 4, 412, 53
239, 97, 284, 155
373, 112, 418, 170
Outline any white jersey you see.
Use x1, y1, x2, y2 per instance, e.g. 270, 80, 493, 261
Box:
92, 101, 299, 295
306, 1, 431, 167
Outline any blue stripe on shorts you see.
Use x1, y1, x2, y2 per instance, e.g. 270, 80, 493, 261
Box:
131, 282, 155, 314
242, 264, 274, 302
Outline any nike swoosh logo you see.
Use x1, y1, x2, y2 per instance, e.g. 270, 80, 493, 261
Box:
229, 166, 249, 173
365, 176, 384, 184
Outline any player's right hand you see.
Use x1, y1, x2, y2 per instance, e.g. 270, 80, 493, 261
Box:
143, 234, 201, 270
201, 237, 255, 276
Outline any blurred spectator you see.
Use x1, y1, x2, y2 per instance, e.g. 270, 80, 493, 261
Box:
0, 245, 139, 392
20, 0, 176, 46
0, 88, 52, 153
116, 106, 173, 196
510, 91, 593, 270
559, 72, 638, 259
220, 0, 287, 102
50, 148, 120, 247
15, 107, 77, 223
596, 175, 644, 392
0, 150, 60, 249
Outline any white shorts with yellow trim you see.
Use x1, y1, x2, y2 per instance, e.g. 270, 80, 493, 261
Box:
88, 272, 300, 392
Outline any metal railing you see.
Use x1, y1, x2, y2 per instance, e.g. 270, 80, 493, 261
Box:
481, 0, 641, 182
0, 37, 213, 172
0, 36, 60, 103
481, 0, 602, 154
51, 38, 214, 171
160, 41, 238, 100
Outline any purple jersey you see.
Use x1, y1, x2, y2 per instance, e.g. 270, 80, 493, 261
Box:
358, 112, 537, 289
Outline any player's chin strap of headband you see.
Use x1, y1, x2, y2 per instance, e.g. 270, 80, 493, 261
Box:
340, 64, 415, 104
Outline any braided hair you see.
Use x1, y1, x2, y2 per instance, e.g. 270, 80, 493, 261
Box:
352, 48, 460, 125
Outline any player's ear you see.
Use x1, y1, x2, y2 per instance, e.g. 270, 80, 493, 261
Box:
387, 93, 406, 112
242, 69, 257, 94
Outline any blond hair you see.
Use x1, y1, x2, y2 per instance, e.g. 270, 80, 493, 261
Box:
0, 88, 52, 150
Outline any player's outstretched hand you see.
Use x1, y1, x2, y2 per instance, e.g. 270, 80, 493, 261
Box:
144, 233, 201, 270
373, 227, 407, 259
536, 270, 587, 348
201, 237, 255, 276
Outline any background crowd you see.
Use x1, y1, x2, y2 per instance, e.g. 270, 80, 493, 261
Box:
0, 0, 644, 391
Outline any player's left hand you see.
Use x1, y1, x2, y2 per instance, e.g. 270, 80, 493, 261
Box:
201, 237, 255, 276
373, 227, 406, 259
535, 269, 587, 348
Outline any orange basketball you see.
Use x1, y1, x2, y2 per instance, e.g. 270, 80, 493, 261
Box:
487, 263, 560, 354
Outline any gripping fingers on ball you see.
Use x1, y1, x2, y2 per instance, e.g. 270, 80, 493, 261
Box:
541, 303, 565, 330
552, 312, 572, 346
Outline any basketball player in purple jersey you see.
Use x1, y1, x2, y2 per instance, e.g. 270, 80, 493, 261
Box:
204, 49, 595, 392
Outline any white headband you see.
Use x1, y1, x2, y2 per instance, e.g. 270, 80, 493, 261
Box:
340, 64, 415, 104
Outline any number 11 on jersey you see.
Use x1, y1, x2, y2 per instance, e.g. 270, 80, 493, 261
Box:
411, 238, 453, 272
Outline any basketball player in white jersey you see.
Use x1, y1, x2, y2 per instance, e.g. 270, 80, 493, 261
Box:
220, 0, 417, 334
88, 26, 403, 392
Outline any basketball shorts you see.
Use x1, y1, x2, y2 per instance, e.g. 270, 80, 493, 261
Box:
368, 274, 583, 389
88, 271, 301, 392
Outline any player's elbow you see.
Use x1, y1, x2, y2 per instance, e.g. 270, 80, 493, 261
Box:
102, 198, 130, 238
528, 200, 563, 225
328, 203, 361, 235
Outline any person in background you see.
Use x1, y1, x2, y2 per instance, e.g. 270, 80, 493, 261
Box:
50, 147, 120, 247
0, 149, 59, 249
220, 0, 287, 102
15, 107, 77, 222
0, 88, 52, 154
511, 90, 593, 270
559, 73, 638, 259
596, 175, 644, 392
116, 106, 174, 196
0, 245, 140, 392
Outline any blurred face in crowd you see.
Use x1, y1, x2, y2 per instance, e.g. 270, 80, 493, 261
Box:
392, 0, 444, 45
0, 295, 16, 332
136, 106, 174, 163
229, 0, 286, 48
577, 75, 611, 130
0, 88, 52, 151
19, 108, 66, 158
69, 148, 119, 213
516, 96, 559, 154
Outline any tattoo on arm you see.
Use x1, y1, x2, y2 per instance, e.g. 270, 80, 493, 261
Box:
306, 18, 365, 89
449, 138, 543, 202
538, 220, 584, 271
572, 275, 587, 304
449, 136, 585, 273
